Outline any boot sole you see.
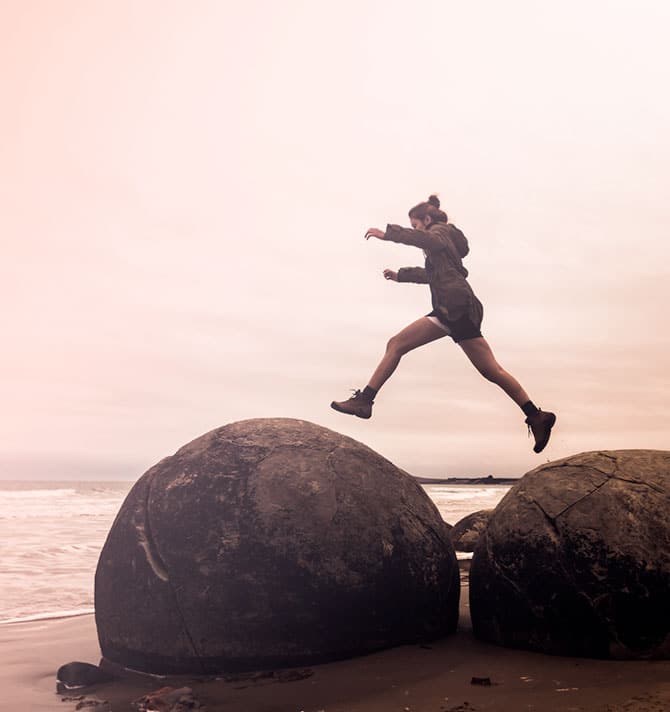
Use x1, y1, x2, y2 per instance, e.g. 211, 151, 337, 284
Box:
533, 412, 557, 453
330, 402, 372, 419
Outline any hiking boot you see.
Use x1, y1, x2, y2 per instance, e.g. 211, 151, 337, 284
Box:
330, 390, 374, 419
525, 410, 557, 453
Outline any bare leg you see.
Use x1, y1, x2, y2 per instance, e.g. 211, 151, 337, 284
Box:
367, 317, 447, 392
458, 337, 531, 407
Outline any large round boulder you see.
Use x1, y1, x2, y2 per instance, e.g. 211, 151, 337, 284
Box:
95, 418, 459, 674
450, 509, 493, 552
470, 450, 670, 659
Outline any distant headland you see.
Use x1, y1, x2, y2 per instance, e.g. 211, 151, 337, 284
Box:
413, 475, 520, 485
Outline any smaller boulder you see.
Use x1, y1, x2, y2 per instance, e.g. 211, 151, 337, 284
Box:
56, 661, 115, 690
450, 510, 493, 552
470, 450, 670, 658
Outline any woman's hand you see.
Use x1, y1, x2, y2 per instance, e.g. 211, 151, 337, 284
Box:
365, 227, 386, 240
383, 269, 398, 281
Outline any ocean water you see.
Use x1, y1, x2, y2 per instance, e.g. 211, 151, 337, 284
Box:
424, 484, 513, 528
0, 480, 511, 625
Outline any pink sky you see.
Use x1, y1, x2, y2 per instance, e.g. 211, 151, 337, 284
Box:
1, 1, 669, 479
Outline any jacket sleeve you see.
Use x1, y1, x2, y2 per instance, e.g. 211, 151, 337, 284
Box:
385, 223, 450, 251
397, 267, 429, 284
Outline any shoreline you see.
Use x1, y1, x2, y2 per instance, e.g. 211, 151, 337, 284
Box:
2, 563, 669, 712
0, 608, 95, 627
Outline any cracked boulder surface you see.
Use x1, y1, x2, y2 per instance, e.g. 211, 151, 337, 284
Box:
95, 418, 458, 675
469, 450, 670, 659
450, 509, 493, 553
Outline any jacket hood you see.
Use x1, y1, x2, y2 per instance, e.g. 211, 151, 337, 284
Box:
429, 222, 470, 258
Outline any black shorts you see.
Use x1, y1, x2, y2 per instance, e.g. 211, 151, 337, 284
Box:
425, 310, 482, 343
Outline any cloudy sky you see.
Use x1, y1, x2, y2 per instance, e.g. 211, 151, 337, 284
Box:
1, 0, 668, 480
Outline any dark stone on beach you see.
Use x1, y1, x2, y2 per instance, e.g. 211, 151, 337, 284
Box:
450, 510, 493, 552
75, 700, 111, 711
470, 676, 491, 686
56, 661, 115, 689
95, 418, 459, 674
132, 686, 203, 711
470, 450, 670, 659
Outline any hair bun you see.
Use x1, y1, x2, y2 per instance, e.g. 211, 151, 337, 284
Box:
428, 195, 440, 208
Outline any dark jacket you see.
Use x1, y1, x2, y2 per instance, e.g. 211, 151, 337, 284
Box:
385, 221, 483, 326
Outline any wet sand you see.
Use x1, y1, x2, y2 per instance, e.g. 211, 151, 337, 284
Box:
2, 569, 669, 712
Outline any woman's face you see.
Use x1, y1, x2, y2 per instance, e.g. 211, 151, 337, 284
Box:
410, 215, 432, 230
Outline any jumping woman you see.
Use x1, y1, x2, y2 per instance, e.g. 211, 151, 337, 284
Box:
330, 195, 556, 453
